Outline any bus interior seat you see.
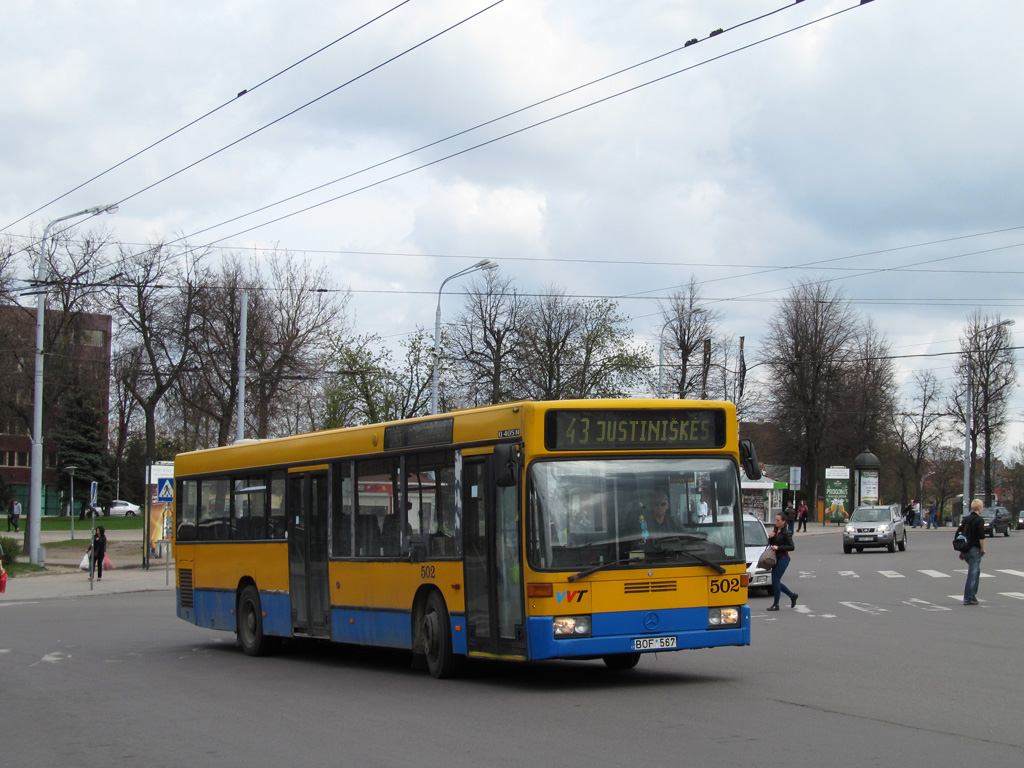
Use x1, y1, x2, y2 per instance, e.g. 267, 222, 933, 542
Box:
356, 514, 381, 556
381, 514, 410, 556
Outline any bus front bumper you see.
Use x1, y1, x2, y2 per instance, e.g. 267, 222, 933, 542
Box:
526, 605, 751, 660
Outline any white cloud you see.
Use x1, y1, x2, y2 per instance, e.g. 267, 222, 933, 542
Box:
2, 0, 1021, 450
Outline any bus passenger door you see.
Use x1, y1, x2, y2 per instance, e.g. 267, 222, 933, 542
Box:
288, 469, 330, 638
463, 458, 525, 658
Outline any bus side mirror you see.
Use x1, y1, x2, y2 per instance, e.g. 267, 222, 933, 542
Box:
493, 444, 520, 487
740, 439, 762, 480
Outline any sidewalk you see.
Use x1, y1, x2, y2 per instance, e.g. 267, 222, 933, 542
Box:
1, 527, 175, 602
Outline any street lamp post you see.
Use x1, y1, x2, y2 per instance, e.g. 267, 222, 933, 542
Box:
961, 319, 1014, 518
431, 260, 498, 414
27, 204, 118, 565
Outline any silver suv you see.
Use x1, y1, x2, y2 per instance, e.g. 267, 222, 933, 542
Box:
843, 504, 907, 554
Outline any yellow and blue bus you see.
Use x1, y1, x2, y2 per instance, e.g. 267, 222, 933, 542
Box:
173, 399, 761, 677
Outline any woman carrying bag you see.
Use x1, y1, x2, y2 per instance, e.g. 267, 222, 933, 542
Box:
89, 526, 108, 580
767, 511, 798, 611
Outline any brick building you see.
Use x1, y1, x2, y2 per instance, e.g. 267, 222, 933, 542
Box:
0, 304, 112, 516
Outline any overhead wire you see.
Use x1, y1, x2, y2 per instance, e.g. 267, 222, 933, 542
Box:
5, 1, 1013, 370
5, 1, 851, 283
172, 0, 812, 244
187, 1, 875, 249
103, 0, 507, 215
0, 1, 419, 235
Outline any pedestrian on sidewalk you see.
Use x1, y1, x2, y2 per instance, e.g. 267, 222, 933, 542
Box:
796, 501, 808, 532
89, 526, 108, 580
767, 511, 798, 611
960, 500, 986, 605
7, 498, 21, 532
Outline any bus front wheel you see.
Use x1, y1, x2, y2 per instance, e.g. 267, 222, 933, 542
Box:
421, 591, 457, 679
603, 653, 641, 670
238, 585, 275, 657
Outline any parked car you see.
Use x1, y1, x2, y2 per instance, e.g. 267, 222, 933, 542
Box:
843, 504, 906, 554
1016, 510, 1024, 531
980, 506, 1012, 537
108, 499, 141, 517
741, 514, 773, 595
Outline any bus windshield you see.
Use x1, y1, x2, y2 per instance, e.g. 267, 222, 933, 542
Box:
527, 457, 743, 571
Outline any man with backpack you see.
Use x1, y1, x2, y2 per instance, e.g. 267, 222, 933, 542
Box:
960, 499, 987, 605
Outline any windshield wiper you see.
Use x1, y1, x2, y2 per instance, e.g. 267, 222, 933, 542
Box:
568, 558, 634, 582
661, 546, 726, 574
568, 538, 727, 581
648, 535, 726, 573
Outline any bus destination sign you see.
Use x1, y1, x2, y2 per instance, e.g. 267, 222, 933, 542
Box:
545, 408, 725, 451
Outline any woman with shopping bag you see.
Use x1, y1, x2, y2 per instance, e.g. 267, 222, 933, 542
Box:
89, 526, 108, 580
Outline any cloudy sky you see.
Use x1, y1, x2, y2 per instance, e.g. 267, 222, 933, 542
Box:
3, 0, 1022, 450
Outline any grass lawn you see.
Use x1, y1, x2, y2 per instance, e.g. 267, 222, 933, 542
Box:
41, 516, 145, 533
4, 561, 47, 577
3, 517, 147, 577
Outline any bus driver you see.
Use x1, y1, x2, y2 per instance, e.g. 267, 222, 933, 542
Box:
625, 490, 682, 542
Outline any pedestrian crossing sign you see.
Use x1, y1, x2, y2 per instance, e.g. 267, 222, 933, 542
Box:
157, 478, 174, 502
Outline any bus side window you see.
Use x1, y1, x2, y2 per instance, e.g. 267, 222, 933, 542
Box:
268, 471, 287, 539
332, 461, 352, 557
198, 477, 230, 540
177, 479, 197, 541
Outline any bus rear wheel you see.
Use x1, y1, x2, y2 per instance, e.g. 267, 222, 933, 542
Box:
603, 653, 641, 670
421, 591, 457, 679
238, 585, 275, 657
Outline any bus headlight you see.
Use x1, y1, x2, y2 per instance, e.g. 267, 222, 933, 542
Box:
709, 607, 740, 627
553, 615, 592, 638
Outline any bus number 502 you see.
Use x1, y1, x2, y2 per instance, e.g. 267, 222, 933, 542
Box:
710, 577, 741, 594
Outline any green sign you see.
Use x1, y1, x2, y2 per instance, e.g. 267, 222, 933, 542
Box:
825, 477, 849, 521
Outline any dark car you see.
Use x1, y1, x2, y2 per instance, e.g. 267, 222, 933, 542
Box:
980, 506, 1012, 537
1017, 510, 1024, 531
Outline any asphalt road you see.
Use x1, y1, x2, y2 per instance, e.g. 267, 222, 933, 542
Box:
2, 528, 1021, 767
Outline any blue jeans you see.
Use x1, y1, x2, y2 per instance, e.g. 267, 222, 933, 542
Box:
772, 556, 795, 606
963, 546, 983, 602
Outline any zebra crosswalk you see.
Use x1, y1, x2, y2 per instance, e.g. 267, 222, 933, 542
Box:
756, 566, 1024, 617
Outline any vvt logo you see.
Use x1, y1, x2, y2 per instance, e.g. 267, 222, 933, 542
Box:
556, 590, 588, 603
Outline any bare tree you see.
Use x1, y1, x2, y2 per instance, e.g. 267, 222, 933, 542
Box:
925, 442, 965, 523
949, 311, 1018, 505
0, 236, 18, 303
108, 351, 144, 494
175, 254, 249, 446
322, 331, 432, 426
656, 277, 721, 399
892, 370, 945, 502
106, 241, 207, 467
242, 250, 349, 440
762, 280, 861, 509
512, 288, 647, 400
1000, 442, 1024, 513
447, 271, 525, 407
837, 317, 898, 485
